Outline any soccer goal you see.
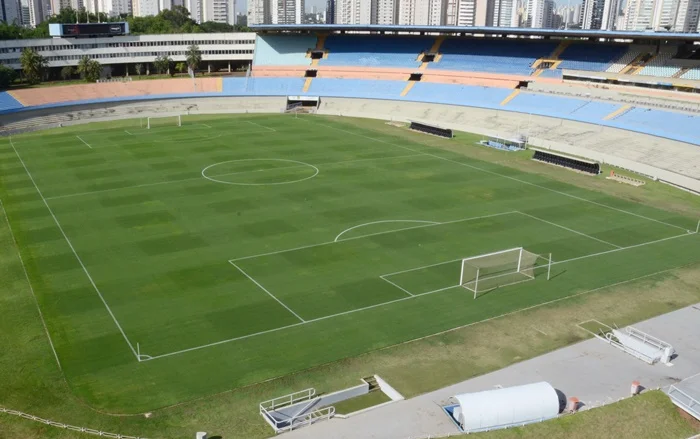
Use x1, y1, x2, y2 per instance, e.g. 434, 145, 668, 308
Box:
460, 247, 552, 299
147, 114, 182, 129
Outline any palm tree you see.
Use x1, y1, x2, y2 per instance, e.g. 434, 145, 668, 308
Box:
153, 55, 172, 75
135, 63, 143, 76
175, 62, 187, 75
186, 44, 202, 75
76, 56, 102, 82
20, 48, 48, 85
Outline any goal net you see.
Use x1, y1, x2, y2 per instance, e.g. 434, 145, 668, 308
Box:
147, 114, 182, 129
460, 247, 551, 299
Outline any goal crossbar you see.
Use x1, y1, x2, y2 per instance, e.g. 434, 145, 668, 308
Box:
460, 247, 552, 299
147, 114, 182, 129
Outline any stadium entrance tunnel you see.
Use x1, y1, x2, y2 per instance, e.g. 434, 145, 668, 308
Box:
201, 159, 319, 186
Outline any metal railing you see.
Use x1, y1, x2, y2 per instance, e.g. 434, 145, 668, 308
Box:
0, 407, 147, 439
668, 385, 700, 420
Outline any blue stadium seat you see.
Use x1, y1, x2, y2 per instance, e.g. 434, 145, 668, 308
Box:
557, 43, 627, 72
400, 83, 512, 108
254, 35, 315, 66
222, 77, 304, 95
320, 35, 432, 68
609, 108, 700, 145
0, 92, 24, 112
305, 78, 407, 99
506, 93, 618, 123
430, 39, 557, 76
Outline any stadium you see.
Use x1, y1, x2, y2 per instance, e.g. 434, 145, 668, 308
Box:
1, 23, 700, 439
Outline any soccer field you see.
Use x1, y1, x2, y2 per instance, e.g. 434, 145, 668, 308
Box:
1, 113, 699, 412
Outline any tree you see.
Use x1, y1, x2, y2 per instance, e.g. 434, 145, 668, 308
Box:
0, 64, 17, 90
60, 66, 74, 81
153, 55, 173, 75
77, 56, 102, 82
135, 63, 143, 76
175, 62, 187, 75
20, 48, 48, 85
186, 44, 202, 75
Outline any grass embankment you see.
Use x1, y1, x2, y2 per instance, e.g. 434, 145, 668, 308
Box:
470, 391, 699, 439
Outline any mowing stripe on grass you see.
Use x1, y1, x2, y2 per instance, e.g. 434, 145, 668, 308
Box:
0, 199, 62, 372
518, 211, 623, 249
300, 116, 689, 233
145, 253, 696, 362
230, 211, 519, 262
44, 153, 427, 201
9, 138, 139, 360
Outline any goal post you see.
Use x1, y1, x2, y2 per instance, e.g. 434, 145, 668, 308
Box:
147, 114, 182, 129
460, 247, 552, 299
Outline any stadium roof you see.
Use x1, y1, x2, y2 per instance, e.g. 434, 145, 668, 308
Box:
251, 24, 700, 42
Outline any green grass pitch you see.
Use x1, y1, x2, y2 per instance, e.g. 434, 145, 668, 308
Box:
1, 113, 698, 413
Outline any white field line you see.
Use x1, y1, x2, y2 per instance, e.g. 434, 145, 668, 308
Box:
76, 135, 92, 149
124, 130, 134, 135
247, 120, 276, 132
382, 228, 696, 282
44, 153, 427, 201
144, 260, 698, 362
201, 123, 212, 128
517, 211, 622, 249
335, 220, 440, 242
300, 117, 689, 233
229, 261, 305, 323
231, 211, 519, 262
9, 138, 139, 360
379, 275, 415, 297
0, 199, 63, 371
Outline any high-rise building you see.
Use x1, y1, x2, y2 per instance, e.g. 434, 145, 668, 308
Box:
581, 0, 605, 28
673, 0, 700, 31
325, 0, 335, 22
202, 0, 234, 23
398, 0, 444, 25
271, 0, 304, 23
487, 0, 518, 26
372, 0, 398, 24
600, 0, 620, 29
335, 0, 371, 23
1, 0, 22, 24
621, 0, 683, 30
526, 0, 554, 27
247, 0, 269, 24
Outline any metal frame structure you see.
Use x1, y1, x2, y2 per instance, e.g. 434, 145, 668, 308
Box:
259, 388, 335, 434
147, 114, 182, 129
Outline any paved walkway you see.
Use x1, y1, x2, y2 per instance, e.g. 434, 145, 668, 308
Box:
281, 303, 700, 439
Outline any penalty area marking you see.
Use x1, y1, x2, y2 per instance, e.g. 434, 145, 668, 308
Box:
335, 220, 440, 242
202, 158, 319, 186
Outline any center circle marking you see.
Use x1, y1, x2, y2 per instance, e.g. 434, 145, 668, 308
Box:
201, 158, 319, 186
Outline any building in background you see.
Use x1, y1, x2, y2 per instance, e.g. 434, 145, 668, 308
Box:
335, 0, 371, 24
580, 0, 604, 28
600, 0, 620, 29
272, 0, 304, 23
1, 0, 22, 24
397, 0, 444, 25
373, 0, 398, 24
673, 0, 700, 31
526, 0, 554, 27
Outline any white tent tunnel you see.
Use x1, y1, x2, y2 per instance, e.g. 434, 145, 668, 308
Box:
444, 382, 568, 433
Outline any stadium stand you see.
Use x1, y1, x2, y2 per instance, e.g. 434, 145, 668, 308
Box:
606, 45, 654, 73
0, 92, 24, 112
306, 78, 406, 99
253, 34, 315, 66
320, 35, 432, 68
610, 107, 700, 144
430, 38, 556, 75
681, 68, 700, 80
505, 93, 619, 123
400, 83, 512, 107
556, 43, 627, 72
637, 46, 680, 77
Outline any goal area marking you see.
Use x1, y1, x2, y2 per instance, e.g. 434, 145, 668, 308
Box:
459, 247, 552, 299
